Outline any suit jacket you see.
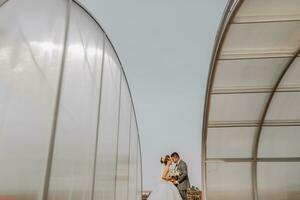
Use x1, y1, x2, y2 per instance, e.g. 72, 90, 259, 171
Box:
176, 160, 190, 190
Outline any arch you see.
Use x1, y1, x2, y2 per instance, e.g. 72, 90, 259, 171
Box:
202, 1, 300, 200
0, 1, 143, 200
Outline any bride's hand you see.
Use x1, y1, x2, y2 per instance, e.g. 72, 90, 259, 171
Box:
170, 179, 176, 184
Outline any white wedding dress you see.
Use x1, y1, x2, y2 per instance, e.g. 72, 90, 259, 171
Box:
147, 166, 182, 200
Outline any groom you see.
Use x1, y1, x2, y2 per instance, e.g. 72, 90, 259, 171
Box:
171, 152, 190, 200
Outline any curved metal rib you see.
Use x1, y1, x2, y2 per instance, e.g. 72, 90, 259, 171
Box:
201, 0, 244, 199
252, 46, 300, 200
0, 0, 9, 7
202, 1, 300, 200
42, 1, 72, 200
72, 1, 144, 199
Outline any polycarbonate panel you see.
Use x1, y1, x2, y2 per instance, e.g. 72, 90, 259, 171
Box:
207, 127, 255, 158
213, 58, 288, 92
280, 57, 300, 90
206, 162, 253, 200
257, 162, 300, 200
222, 21, 300, 58
47, 3, 104, 200
128, 113, 138, 200
209, 93, 268, 122
205, 1, 300, 200
235, 0, 300, 23
0, 0, 67, 198
265, 92, 300, 121
94, 39, 121, 200
0, 1, 142, 200
258, 126, 300, 158
136, 143, 142, 200
115, 77, 132, 200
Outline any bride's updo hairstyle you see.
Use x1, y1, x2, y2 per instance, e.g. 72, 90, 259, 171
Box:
160, 155, 170, 166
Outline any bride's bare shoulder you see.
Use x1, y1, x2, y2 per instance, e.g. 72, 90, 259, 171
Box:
161, 165, 170, 180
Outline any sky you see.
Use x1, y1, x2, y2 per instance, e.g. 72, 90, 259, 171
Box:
78, 0, 227, 191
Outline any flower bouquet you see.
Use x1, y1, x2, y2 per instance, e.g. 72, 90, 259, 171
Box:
169, 168, 180, 179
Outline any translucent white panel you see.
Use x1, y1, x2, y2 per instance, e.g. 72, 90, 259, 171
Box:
258, 126, 300, 158
235, 0, 300, 23
258, 162, 300, 200
265, 92, 300, 121
209, 93, 268, 122
280, 57, 300, 90
222, 21, 300, 58
136, 143, 142, 200
0, 1, 142, 200
128, 113, 138, 200
213, 58, 288, 92
94, 39, 121, 200
115, 78, 132, 200
0, 0, 67, 197
207, 127, 255, 158
206, 163, 253, 200
48, 3, 104, 200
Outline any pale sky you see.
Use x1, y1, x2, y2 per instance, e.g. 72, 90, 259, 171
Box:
78, 0, 227, 191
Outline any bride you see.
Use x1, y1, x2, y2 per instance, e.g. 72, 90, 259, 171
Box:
147, 155, 182, 200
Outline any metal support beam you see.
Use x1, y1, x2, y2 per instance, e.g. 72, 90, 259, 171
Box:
91, 36, 106, 200
0, 0, 9, 7
201, 1, 244, 199
72, 2, 144, 199
252, 46, 300, 200
42, 1, 72, 200
205, 157, 300, 163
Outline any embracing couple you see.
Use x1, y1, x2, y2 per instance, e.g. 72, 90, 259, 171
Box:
148, 152, 190, 200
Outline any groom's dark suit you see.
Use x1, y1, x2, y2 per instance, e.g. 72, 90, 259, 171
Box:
175, 160, 190, 200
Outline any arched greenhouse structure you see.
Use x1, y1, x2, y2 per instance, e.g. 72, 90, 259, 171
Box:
0, 0, 142, 200
202, 0, 300, 200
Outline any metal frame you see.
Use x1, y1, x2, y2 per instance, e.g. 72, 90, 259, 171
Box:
252, 46, 300, 200
233, 19, 300, 24
220, 54, 297, 60
73, 2, 144, 200
91, 35, 106, 200
0, 0, 147, 199
127, 108, 133, 200
201, 1, 244, 199
114, 69, 123, 200
69, 3, 144, 198
42, 1, 72, 199
0, 0, 9, 7
205, 157, 300, 163
202, 0, 300, 200
208, 119, 300, 128
212, 86, 300, 95
137, 127, 144, 197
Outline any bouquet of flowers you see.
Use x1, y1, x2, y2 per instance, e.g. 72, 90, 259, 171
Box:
169, 168, 180, 179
